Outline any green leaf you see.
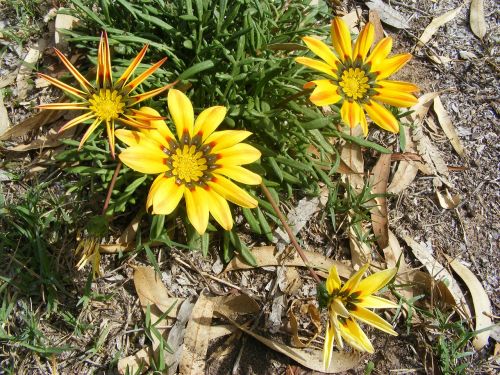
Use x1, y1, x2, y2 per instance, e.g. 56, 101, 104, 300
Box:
178, 60, 215, 80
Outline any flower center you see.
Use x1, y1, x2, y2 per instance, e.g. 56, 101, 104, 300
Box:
88, 89, 125, 121
171, 145, 208, 183
338, 68, 370, 100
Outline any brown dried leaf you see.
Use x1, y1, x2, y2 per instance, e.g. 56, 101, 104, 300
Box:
288, 300, 321, 348
366, 0, 410, 29
369, 10, 385, 44
370, 154, 391, 249
417, 6, 463, 50
0, 108, 67, 140
6, 129, 61, 151
446, 256, 493, 350
433, 96, 465, 157
470, 0, 487, 39
118, 347, 153, 375
383, 230, 407, 270
349, 226, 372, 268
213, 294, 260, 320
436, 189, 461, 209
0, 91, 10, 136
340, 141, 364, 193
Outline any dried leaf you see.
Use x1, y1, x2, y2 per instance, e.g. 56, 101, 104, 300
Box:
6, 129, 62, 151
417, 6, 463, 51
119, 210, 144, 244
446, 256, 492, 350
369, 10, 386, 44
370, 154, 391, 249
470, 0, 487, 39
118, 347, 153, 375
288, 300, 321, 348
213, 294, 260, 320
0, 91, 10, 136
0, 107, 67, 141
340, 141, 364, 193
428, 53, 453, 65
433, 96, 465, 157
383, 230, 407, 270
16, 42, 44, 100
54, 11, 79, 48
341, 8, 363, 31
366, 0, 410, 29
349, 226, 372, 268
436, 189, 461, 209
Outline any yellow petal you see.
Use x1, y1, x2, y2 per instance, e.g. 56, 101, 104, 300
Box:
116, 44, 149, 87
208, 175, 257, 208
308, 79, 342, 106
215, 165, 262, 185
374, 53, 412, 80
363, 100, 399, 133
146, 174, 165, 212
206, 188, 233, 230
168, 89, 194, 139
350, 306, 398, 336
377, 80, 419, 93
295, 57, 337, 78
302, 36, 340, 67
330, 17, 352, 61
78, 118, 102, 149
205, 130, 252, 153
360, 110, 368, 136
323, 322, 335, 371
340, 100, 361, 128
125, 57, 168, 93
341, 263, 370, 294
115, 129, 162, 149
59, 112, 96, 133
217, 143, 261, 166
184, 187, 209, 234
352, 23, 374, 61
373, 88, 418, 107
137, 107, 176, 141
358, 295, 399, 309
119, 145, 168, 174
340, 318, 374, 353
193, 106, 227, 141
152, 177, 184, 215
106, 120, 116, 159
331, 299, 349, 318
326, 265, 341, 294
355, 267, 397, 297
366, 37, 393, 67
129, 82, 175, 105
38, 102, 89, 110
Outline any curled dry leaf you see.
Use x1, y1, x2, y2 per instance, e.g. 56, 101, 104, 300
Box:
416, 6, 463, 51
470, 0, 487, 39
288, 299, 321, 348
365, 0, 410, 29
436, 188, 461, 209
446, 256, 493, 350
433, 96, 465, 157
370, 153, 391, 249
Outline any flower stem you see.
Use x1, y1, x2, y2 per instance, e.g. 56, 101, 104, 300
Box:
102, 161, 122, 215
259, 182, 321, 284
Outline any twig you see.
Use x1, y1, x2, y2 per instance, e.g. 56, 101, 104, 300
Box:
102, 161, 122, 215
260, 182, 321, 284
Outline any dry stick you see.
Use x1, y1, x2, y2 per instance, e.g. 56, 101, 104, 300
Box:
102, 161, 122, 215
259, 182, 321, 284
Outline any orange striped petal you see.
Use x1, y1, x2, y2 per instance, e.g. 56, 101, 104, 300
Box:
78, 117, 102, 149
217, 143, 261, 166
152, 177, 184, 215
363, 100, 399, 133
106, 120, 116, 159
136, 107, 175, 141
326, 266, 341, 294
373, 88, 418, 107
193, 106, 227, 141
168, 89, 194, 139
366, 37, 393, 67
208, 175, 257, 208
330, 17, 352, 62
128, 81, 175, 105
377, 80, 419, 93
375, 53, 412, 80
340, 100, 361, 128
302, 36, 340, 67
206, 189, 233, 231
59, 112, 96, 133
125, 57, 168, 94
184, 187, 210, 234
215, 165, 261, 185
101, 31, 113, 88
119, 145, 168, 174
37, 102, 89, 110
120, 115, 154, 129
205, 130, 252, 153
350, 306, 398, 335
295, 57, 337, 78
353, 23, 374, 61
38, 73, 87, 100
309, 79, 341, 106
53, 48, 94, 92
115, 44, 149, 88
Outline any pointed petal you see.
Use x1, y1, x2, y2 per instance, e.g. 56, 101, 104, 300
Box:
373, 88, 418, 107
96, 31, 112, 89
323, 321, 335, 371
377, 80, 419, 93
340, 319, 374, 353
115, 129, 162, 148
168, 89, 194, 139
366, 37, 393, 67
326, 266, 341, 294
374, 53, 412, 80
350, 306, 398, 336
206, 188, 233, 230
308, 79, 342, 106
358, 295, 399, 309
353, 23, 374, 61
205, 130, 252, 153
331, 17, 352, 61
133, 107, 175, 141
129, 82, 175, 105
38, 102, 89, 110
193, 106, 227, 141
152, 177, 184, 215
78, 118, 102, 149
208, 174, 257, 208
341, 263, 370, 294
53, 48, 94, 92
330, 312, 343, 350
217, 143, 261, 166
115, 44, 149, 87
340, 100, 361, 128
360, 110, 368, 136
125, 57, 168, 93
38, 73, 87, 99
215, 165, 261, 185
119, 115, 155, 129
355, 267, 397, 296
302, 36, 340, 67
184, 187, 209, 234
363, 100, 399, 133
295, 57, 337, 78
59, 112, 96, 133
146, 173, 165, 212
106, 121, 116, 159
119, 145, 168, 174
331, 299, 349, 318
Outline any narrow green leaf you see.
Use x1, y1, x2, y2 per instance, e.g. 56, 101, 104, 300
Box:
178, 60, 215, 80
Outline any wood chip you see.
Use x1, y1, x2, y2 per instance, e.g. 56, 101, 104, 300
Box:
433, 96, 466, 157
416, 6, 463, 51
470, 0, 487, 39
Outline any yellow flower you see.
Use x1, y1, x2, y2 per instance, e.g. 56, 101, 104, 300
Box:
116, 89, 262, 234
296, 17, 419, 135
38, 31, 174, 158
323, 263, 398, 369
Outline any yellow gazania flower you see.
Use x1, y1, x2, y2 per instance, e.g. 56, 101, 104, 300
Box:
115, 89, 262, 234
323, 263, 398, 369
296, 17, 419, 135
38, 31, 174, 158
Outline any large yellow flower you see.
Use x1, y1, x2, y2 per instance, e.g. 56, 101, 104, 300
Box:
296, 17, 418, 135
116, 89, 262, 234
323, 263, 398, 369
38, 31, 174, 158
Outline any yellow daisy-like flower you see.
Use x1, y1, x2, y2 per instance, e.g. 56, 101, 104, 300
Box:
296, 17, 419, 135
323, 263, 398, 369
38, 31, 174, 158
116, 89, 262, 234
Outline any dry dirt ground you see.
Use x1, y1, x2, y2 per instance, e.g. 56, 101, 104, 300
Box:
0, 0, 498, 374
